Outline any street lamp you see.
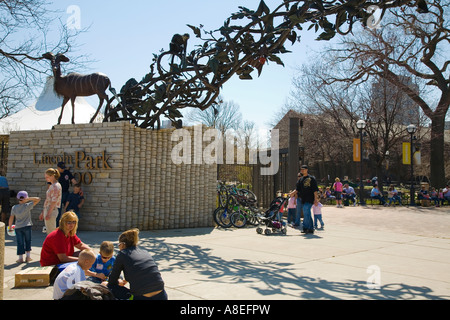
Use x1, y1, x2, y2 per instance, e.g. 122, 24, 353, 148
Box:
407, 124, 417, 206
356, 119, 366, 205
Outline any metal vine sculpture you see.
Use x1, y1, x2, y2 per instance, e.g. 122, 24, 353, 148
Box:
103, 0, 428, 129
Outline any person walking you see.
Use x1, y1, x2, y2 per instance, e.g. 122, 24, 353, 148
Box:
287, 191, 297, 227
313, 201, 325, 230
290, 165, 319, 234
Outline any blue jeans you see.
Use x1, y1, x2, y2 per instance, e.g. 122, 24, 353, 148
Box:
314, 214, 324, 228
108, 284, 168, 300
372, 195, 385, 205
15, 226, 32, 255
344, 194, 356, 204
388, 196, 401, 205
287, 208, 296, 224
57, 192, 69, 227
302, 202, 313, 230
295, 198, 302, 226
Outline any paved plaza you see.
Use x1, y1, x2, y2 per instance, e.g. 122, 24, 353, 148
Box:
2, 204, 450, 300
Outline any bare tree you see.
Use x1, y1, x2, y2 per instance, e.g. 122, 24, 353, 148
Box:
0, 0, 84, 118
288, 62, 360, 163
287, 60, 422, 184
184, 96, 242, 135
324, 0, 450, 187
235, 120, 257, 150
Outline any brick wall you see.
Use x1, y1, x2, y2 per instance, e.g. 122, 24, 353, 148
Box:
6, 122, 216, 231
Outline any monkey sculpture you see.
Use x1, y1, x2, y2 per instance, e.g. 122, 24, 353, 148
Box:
169, 33, 190, 66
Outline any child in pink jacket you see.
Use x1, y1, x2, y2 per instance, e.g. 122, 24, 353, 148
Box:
313, 201, 324, 229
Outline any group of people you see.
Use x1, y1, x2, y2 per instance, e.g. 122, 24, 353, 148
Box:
41, 162, 84, 233
6, 162, 167, 300
318, 176, 450, 208
319, 178, 358, 207
40, 214, 166, 300
417, 184, 450, 207
370, 179, 450, 207
7, 162, 82, 263
368, 184, 403, 206
285, 172, 360, 233
285, 170, 449, 234
6, 159, 449, 300
287, 165, 324, 234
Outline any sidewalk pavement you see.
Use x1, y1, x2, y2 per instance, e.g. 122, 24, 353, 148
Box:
2, 204, 450, 300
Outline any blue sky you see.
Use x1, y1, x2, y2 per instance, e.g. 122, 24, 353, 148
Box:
47, 1, 336, 134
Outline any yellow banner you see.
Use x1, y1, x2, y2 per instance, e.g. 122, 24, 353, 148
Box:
403, 142, 411, 165
353, 138, 361, 162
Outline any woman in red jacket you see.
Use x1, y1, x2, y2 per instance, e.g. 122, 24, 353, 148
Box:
40, 211, 91, 266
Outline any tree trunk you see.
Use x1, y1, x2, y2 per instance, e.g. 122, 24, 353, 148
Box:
429, 113, 446, 188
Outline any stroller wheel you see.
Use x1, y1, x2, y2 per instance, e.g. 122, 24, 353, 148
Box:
281, 228, 287, 235
264, 229, 271, 235
256, 227, 263, 234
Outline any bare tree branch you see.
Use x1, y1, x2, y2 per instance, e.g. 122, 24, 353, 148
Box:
0, 0, 85, 116
316, 0, 449, 186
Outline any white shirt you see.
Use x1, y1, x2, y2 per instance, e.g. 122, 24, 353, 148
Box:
443, 188, 450, 197
53, 262, 86, 300
343, 186, 355, 195
313, 202, 323, 215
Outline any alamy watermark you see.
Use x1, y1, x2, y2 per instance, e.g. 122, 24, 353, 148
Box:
366, 5, 382, 30
366, 265, 381, 290
171, 126, 279, 176
66, 5, 81, 30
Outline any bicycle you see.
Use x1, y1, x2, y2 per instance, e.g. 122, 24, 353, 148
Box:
217, 181, 229, 208
213, 206, 233, 228
230, 205, 261, 228
213, 192, 240, 228
214, 182, 260, 228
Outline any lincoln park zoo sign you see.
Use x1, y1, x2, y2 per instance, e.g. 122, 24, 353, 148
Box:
33, 150, 112, 185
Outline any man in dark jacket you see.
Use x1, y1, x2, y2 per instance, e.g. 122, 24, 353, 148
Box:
56, 162, 78, 226
295, 165, 319, 234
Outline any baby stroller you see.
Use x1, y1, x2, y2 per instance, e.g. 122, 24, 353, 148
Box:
256, 196, 287, 235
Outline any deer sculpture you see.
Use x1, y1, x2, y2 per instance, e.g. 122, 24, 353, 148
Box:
42, 52, 111, 124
